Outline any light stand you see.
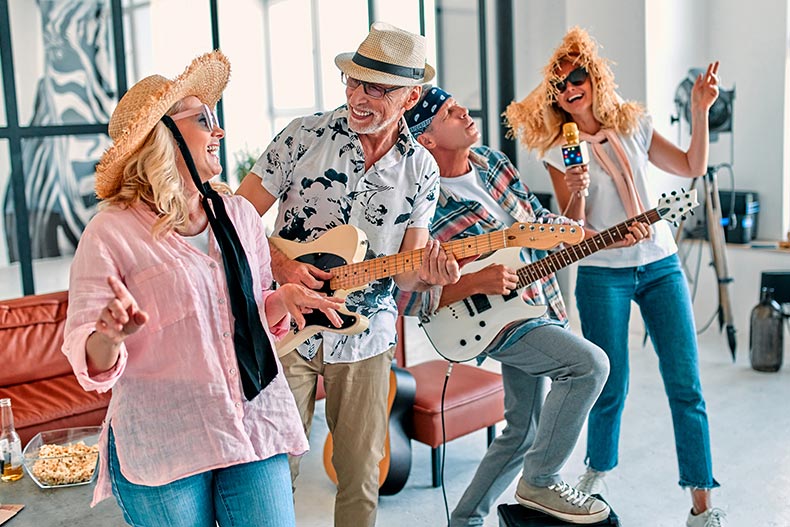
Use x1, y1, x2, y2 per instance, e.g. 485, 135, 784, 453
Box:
677, 169, 737, 359
671, 69, 738, 360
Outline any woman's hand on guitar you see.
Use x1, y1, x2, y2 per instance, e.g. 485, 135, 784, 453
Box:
608, 221, 651, 249
271, 283, 345, 330
419, 239, 461, 287
472, 263, 519, 296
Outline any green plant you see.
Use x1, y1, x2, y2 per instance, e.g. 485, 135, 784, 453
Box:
233, 147, 261, 182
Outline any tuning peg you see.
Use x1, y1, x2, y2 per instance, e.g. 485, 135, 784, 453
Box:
681, 187, 686, 192
661, 192, 667, 198
689, 210, 695, 216
671, 190, 677, 196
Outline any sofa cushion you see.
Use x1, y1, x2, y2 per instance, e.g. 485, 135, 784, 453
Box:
0, 291, 72, 385
0, 374, 111, 442
406, 361, 504, 448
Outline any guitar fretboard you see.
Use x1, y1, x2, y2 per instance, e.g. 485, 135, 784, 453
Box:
516, 209, 661, 288
330, 230, 512, 291
330, 224, 579, 291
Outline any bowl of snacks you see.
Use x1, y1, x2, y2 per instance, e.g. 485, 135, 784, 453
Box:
22, 426, 101, 488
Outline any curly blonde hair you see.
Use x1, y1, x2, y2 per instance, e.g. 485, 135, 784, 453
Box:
505, 26, 645, 156
100, 100, 230, 238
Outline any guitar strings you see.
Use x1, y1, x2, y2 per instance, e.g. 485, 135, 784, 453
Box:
331, 224, 577, 290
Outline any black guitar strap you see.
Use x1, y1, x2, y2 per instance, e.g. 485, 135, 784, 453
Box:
161, 115, 278, 401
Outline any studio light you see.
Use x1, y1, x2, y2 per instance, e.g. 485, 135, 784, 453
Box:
672, 68, 735, 142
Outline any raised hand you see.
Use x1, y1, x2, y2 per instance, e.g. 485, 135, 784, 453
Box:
95, 276, 149, 345
691, 61, 720, 113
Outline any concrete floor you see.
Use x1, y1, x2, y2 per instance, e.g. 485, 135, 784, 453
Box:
293, 318, 790, 527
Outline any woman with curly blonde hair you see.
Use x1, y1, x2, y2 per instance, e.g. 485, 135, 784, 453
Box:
63, 51, 343, 527
507, 27, 726, 527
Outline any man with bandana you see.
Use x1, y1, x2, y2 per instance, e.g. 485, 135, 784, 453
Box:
398, 86, 612, 525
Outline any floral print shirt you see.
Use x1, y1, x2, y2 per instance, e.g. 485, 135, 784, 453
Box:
251, 105, 440, 362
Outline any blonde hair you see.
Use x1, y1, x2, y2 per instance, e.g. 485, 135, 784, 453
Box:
505, 26, 645, 156
100, 100, 230, 238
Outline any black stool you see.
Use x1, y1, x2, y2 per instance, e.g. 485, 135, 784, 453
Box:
497, 496, 620, 527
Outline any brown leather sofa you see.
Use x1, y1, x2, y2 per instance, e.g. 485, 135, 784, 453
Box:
0, 291, 110, 446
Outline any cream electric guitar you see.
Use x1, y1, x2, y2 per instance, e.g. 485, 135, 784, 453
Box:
270, 222, 584, 356
419, 189, 699, 362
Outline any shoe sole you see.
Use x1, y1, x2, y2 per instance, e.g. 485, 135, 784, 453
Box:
514, 492, 611, 525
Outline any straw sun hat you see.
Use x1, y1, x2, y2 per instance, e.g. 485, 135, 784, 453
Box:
95, 50, 231, 199
335, 22, 435, 87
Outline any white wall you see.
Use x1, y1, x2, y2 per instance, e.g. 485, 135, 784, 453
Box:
509, 0, 790, 241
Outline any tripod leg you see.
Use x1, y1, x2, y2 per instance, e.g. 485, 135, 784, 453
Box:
703, 169, 737, 360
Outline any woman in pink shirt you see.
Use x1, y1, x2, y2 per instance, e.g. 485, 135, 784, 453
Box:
62, 51, 343, 527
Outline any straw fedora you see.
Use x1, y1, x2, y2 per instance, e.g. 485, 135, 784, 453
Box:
335, 22, 435, 86
95, 50, 231, 199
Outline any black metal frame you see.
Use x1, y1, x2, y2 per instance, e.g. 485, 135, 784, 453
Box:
433, 0, 515, 152
0, 0, 129, 295
0, 0, 514, 295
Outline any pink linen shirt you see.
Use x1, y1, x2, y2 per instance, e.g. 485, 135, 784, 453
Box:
62, 196, 308, 506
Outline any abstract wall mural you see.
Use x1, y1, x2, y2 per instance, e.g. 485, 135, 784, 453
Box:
3, 0, 114, 262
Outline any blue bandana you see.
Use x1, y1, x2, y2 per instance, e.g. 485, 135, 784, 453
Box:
405, 86, 452, 138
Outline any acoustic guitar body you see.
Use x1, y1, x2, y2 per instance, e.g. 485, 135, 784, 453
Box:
322, 365, 417, 495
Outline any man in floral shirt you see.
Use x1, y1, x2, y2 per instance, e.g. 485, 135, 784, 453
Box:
398, 86, 611, 526
237, 24, 460, 527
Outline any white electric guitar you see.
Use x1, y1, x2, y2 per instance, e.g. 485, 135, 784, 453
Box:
419, 189, 699, 362
270, 221, 584, 356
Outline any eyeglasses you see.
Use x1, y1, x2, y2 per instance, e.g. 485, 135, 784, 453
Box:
170, 103, 220, 131
553, 67, 589, 93
341, 73, 404, 99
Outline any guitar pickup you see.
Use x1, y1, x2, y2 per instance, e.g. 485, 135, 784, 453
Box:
469, 294, 492, 314
502, 289, 520, 301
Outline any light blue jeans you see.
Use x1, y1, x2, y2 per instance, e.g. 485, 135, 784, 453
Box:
450, 323, 609, 526
576, 254, 719, 489
107, 427, 295, 527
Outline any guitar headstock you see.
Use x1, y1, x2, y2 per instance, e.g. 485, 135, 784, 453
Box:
506, 222, 584, 250
656, 188, 699, 225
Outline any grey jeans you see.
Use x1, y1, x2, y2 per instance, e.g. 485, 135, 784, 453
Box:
450, 324, 609, 527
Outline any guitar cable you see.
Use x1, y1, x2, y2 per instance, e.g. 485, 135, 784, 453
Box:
440, 361, 454, 526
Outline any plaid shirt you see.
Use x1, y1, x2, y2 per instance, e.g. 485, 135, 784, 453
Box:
396, 146, 568, 333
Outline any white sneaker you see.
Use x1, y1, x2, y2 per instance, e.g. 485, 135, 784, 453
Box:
576, 467, 608, 496
686, 507, 727, 527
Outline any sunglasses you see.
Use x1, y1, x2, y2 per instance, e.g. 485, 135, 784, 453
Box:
170, 103, 220, 131
553, 67, 589, 93
341, 73, 405, 99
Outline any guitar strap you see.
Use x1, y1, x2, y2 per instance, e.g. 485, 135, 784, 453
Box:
161, 115, 278, 401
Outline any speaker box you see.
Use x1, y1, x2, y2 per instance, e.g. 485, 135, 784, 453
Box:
497, 496, 620, 526
718, 190, 759, 243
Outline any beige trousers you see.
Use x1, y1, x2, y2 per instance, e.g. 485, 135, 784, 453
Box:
281, 345, 394, 527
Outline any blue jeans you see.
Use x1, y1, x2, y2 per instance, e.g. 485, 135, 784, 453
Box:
450, 324, 609, 526
107, 427, 295, 527
576, 254, 719, 489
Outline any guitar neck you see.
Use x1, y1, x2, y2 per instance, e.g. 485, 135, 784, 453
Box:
516, 208, 661, 288
330, 230, 512, 291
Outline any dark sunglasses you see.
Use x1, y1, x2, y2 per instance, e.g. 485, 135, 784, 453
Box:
341, 72, 404, 99
553, 67, 588, 93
